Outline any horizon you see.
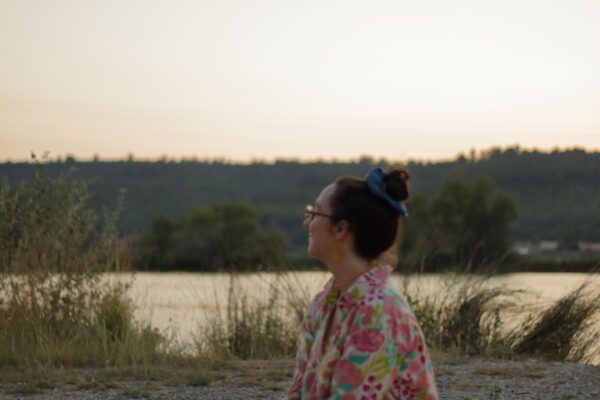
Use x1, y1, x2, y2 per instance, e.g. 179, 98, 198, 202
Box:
1, 144, 597, 165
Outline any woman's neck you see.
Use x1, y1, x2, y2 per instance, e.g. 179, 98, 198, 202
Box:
328, 254, 372, 292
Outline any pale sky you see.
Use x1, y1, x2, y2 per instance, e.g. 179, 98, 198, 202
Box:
1, 0, 599, 162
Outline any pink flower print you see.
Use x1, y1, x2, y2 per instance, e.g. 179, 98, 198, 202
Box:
334, 360, 364, 387
341, 292, 354, 305
362, 305, 375, 325
304, 371, 316, 391
385, 315, 398, 337
319, 386, 332, 398
399, 322, 413, 341
351, 327, 385, 353
314, 336, 324, 358
322, 359, 336, 382
372, 267, 388, 282
415, 369, 431, 392
398, 332, 420, 355
383, 297, 401, 318
409, 359, 422, 374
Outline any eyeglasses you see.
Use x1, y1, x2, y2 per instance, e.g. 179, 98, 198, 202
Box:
304, 204, 334, 224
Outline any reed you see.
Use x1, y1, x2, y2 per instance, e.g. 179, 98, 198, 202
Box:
512, 281, 600, 363
402, 274, 516, 358
402, 271, 600, 363
197, 271, 308, 360
0, 158, 167, 369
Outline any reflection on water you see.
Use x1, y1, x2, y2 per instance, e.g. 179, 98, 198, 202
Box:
105, 271, 600, 362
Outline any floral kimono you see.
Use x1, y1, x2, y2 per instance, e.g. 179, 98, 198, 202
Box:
288, 265, 439, 400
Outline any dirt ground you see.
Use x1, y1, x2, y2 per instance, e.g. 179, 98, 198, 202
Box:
1, 358, 599, 399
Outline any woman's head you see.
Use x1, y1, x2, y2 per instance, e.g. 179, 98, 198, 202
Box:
304, 167, 410, 263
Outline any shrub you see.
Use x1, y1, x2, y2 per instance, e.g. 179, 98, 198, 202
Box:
0, 156, 164, 367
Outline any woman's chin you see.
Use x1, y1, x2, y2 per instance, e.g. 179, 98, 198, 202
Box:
307, 243, 318, 259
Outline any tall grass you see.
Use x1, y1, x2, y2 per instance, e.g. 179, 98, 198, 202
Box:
197, 271, 311, 360
0, 157, 165, 368
195, 267, 599, 364
402, 272, 600, 363
402, 274, 518, 357
512, 281, 600, 363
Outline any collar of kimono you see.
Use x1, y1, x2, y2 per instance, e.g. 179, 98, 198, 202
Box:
324, 264, 392, 308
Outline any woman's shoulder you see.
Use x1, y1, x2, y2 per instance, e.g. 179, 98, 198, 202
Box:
353, 282, 418, 327
302, 277, 336, 328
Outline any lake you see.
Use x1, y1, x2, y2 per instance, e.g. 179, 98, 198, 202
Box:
105, 271, 600, 363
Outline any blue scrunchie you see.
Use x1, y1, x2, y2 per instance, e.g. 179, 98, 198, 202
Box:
365, 167, 409, 217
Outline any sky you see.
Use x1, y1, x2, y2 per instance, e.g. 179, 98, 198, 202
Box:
1, 0, 599, 162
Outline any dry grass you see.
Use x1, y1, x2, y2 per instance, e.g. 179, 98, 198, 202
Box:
197, 271, 309, 360
512, 280, 600, 363
402, 272, 600, 363
0, 157, 169, 370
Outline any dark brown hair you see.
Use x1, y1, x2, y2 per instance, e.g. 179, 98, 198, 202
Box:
329, 167, 410, 261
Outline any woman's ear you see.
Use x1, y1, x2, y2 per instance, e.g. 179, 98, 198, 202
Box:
333, 220, 350, 240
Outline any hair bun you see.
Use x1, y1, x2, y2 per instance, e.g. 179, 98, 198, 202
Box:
383, 167, 410, 202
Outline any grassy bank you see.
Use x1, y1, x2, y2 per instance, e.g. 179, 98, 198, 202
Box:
0, 159, 171, 371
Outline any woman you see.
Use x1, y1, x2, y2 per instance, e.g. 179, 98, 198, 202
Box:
288, 167, 439, 400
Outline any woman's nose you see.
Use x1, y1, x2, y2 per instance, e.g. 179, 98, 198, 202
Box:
303, 214, 313, 230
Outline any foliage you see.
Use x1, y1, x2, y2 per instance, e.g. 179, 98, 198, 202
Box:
512, 281, 600, 363
2, 147, 598, 258
402, 272, 600, 363
401, 173, 518, 271
0, 157, 164, 367
138, 202, 288, 271
197, 271, 309, 360
402, 275, 516, 357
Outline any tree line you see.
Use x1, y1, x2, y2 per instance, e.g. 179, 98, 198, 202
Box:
3, 149, 599, 272
1, 146, 598, 258
137, 202, 287, 271
134, 172, 517, 271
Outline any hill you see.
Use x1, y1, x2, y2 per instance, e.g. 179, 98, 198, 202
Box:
1, 147, 599, 255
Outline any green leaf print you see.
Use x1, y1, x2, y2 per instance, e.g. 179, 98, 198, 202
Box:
374, 303, 383, 321
364, 352, 392, 379
340, 383, 353, 392
397, 354, 408, 371
349, 354, 370, 364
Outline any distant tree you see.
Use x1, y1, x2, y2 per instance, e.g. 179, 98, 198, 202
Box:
401, 173, 518, 271
137, 202, 288, 271
139, 215, 178, 269
430, 173, 517, 268
399, 192, 435, 271
64, 154, 77, 165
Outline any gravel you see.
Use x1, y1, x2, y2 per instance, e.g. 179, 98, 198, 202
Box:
1, 358, 599, 400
